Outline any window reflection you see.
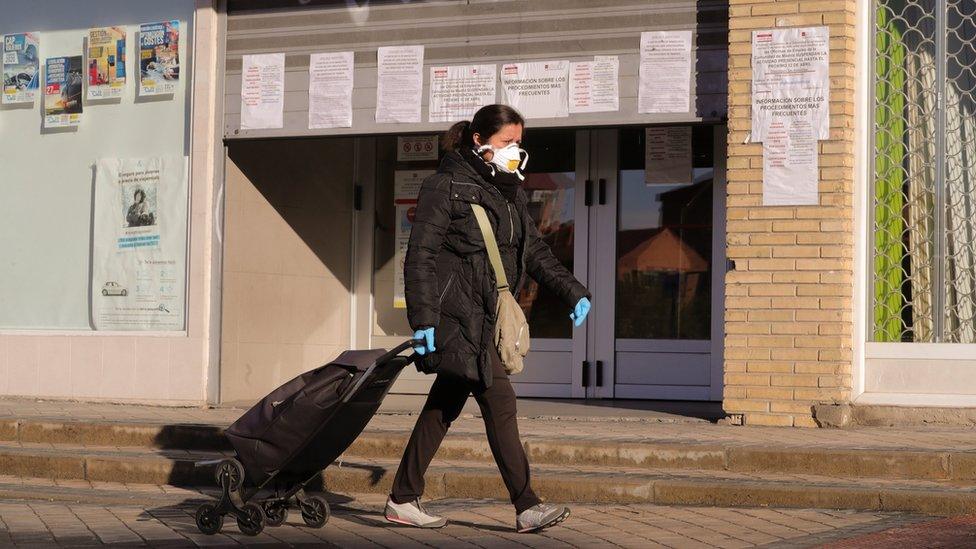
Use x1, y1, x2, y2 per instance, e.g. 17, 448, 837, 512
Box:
616, 127, 713, 340
519, 172, 575, 339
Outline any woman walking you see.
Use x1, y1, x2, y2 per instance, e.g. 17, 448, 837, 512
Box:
385, 104, 591, 533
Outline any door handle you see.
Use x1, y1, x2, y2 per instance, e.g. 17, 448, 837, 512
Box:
584, 179, 593, 207
596, 360, 604, 387
582, 361, 590, 387
598, 178, 606, 205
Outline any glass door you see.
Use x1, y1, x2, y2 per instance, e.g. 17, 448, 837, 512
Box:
512, 129, 590, 398
587, 126, 726, 400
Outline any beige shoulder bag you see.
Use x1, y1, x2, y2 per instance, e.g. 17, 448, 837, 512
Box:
470, 204, 530, 375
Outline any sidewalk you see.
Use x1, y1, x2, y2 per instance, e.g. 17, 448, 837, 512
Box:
0, 493, 929, 548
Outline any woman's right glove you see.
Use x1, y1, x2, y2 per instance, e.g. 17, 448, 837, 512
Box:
413, 327, 436, 355
570, 297, 591, 327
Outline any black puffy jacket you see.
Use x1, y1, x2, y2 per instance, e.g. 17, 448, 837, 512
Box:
404, 151, 589, 387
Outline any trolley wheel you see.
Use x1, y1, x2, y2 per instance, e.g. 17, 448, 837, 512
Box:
195, 503, 223, 535
215, 459, 245, 492
263, 501, 288, 527
300, 496, 330, 528
236, 502, 265, 536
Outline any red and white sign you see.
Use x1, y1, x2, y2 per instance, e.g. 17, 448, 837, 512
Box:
396, 135, 438, 161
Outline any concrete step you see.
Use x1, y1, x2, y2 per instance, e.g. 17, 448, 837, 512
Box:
1, 441, 975, 516
4, 417, 976, 483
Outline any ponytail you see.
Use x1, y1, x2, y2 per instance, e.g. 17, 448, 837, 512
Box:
441, 104, 525, 153
442, 120, 471, 152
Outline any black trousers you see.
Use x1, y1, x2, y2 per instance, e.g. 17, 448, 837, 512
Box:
390, 347, 541, 514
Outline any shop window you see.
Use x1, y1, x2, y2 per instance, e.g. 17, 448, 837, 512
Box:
872, 0, 976, 343
0, 4, 193, 331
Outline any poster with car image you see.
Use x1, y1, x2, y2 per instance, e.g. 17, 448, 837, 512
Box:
44, 56, 83, 127
2, 32, 40, 104
87, 26, 126, 100
91, 156, 188, 331
139, 20, 179, 96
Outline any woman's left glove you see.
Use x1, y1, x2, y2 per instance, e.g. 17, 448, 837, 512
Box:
413, 328, 436, 355
570, 297, 591, 327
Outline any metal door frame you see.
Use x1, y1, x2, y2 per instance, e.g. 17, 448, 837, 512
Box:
513, 129, 592, 398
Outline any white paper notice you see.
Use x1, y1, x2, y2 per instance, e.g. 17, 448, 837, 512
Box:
308, 51, 353, 129
429, 64, 496, 123
500, 60, 569, 119
752, 27, 830, 142
638, 31, 693, 114
91, 156, 188, 331
240, 53, 285, 130
763, 119, 819, 206
645, 126, 693, 185
569, 56, 619, 113
394, 170, 434, 202
376, 45, 424, 124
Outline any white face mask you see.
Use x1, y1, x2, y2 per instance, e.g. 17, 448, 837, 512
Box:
478, 143, 529, 177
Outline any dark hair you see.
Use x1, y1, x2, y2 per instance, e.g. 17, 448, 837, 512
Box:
134, 189, 146, 202
442, 104, 525, 152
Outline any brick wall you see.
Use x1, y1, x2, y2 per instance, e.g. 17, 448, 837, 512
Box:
724, 0, 858, 427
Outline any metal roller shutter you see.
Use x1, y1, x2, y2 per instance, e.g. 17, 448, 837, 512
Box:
223, 0, 728, 139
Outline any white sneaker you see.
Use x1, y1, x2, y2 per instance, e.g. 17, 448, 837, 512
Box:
384, 497, 447, 528
516, 503, 570, 533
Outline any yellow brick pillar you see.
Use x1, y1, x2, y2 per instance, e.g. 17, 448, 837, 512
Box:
724, 0, 858, 427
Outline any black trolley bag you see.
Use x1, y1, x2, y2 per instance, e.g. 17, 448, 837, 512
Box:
194, 339, 420, 536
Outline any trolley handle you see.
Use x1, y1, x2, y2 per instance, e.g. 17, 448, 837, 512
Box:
341, 338, 423, 404
375, 338, 423, 367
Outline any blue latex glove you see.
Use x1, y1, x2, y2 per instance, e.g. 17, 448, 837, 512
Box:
570, 297, 591, 327
413, 328, 436, 355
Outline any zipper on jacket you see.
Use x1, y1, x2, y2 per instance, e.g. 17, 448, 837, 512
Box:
506, 202, 515, 244
438, 273, 457, 304
451, 180, 483, 193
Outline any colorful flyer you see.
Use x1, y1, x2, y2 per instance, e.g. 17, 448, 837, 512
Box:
44, 56, 83, 127
2, 32, 40, 104
87, 26, 127, 100
139, 20, 179, 96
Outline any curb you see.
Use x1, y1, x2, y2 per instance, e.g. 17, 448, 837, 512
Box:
3, 418, 976, 482
1, 445, 975, 516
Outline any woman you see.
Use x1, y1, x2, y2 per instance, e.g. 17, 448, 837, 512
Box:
386, 104, 591, 533
126, 188, 154, 227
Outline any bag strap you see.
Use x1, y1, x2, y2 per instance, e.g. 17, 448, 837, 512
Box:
470, 204, 509, 291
